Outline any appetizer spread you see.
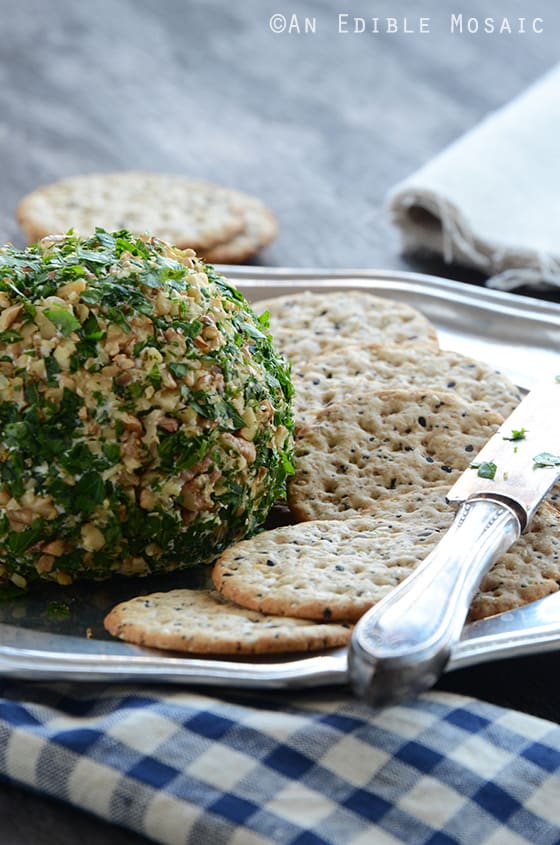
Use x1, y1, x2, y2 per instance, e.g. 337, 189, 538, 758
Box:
2, 192, 559, 659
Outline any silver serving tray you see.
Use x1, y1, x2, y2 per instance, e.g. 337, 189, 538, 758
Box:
2, 267, 560, 688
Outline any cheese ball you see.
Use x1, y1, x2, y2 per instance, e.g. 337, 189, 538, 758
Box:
0, 230, 294, 586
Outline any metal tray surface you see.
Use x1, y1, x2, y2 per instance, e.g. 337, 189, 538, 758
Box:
1, 267, 560, 686
228, 266, 560, 390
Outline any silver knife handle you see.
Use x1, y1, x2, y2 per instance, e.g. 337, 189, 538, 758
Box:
349, 497, 521, 706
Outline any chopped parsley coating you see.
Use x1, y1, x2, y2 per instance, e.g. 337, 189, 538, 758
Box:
0, 230, 294, 586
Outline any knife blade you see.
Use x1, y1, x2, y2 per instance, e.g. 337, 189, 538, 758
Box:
348, 379, 560, 707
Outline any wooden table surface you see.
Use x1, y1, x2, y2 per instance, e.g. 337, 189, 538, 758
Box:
1, 0, 560, 842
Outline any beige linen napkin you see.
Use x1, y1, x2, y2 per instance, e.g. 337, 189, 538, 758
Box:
387, 64, 560, 291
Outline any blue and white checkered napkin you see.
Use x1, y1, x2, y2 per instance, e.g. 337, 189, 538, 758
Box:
1, 683, 560, 845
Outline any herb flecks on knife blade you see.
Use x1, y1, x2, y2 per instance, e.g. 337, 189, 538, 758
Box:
503, 428, 527, 441
470, 461, 498, 480
533, 453, 560, 468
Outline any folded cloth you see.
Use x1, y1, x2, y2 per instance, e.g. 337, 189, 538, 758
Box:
1, 683, 560, 845
387, 64, 560, 291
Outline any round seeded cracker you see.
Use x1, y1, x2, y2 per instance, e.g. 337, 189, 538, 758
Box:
17, 172, 246, 250
103, 588, 351, 655
203, 193, 277, 263
212, 486, 560, 623
287, 388, 504, 522
293, 343, 522, 427
255, 290, 438, 364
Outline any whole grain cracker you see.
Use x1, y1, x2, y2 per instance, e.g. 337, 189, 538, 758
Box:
293, 343, 522, 427
203, 193, 277, 263
103, 588, 351, 654
255, 290, 438, 364
17, 172, 246, 250
287, 388, 503, 522
547, 487, 560, 513
212, 486, 560, 623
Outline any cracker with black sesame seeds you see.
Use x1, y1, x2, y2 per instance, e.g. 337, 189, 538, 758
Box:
213, 503, 449, 622
255, 290, 439, 364
212, 487, 560, 623
470, 501, 560, 620
287, 388, 503, 522
293, 343, 522, 428
103, 588, 352, 654
17, 172, 247, 250
547, 487, 560, 513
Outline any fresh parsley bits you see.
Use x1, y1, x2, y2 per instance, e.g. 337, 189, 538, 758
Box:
533, 452, 560, 468
503, 427, 527, 442
470, 461, 498, 480
0, 230, 294, 587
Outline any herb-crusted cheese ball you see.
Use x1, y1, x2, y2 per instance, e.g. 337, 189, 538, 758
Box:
0, 230, 294, 587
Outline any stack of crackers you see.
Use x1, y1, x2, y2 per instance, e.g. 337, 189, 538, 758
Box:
17, 172, 277, 263
105, 290, 560, 658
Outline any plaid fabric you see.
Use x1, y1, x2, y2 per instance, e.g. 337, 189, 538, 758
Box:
1, 683, 559, 845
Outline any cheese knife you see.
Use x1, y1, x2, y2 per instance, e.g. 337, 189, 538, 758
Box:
349, 379, 560, 707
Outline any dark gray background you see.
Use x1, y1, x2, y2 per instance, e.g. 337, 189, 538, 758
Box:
2, 0, 559, 277
1, 1, 560, 842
